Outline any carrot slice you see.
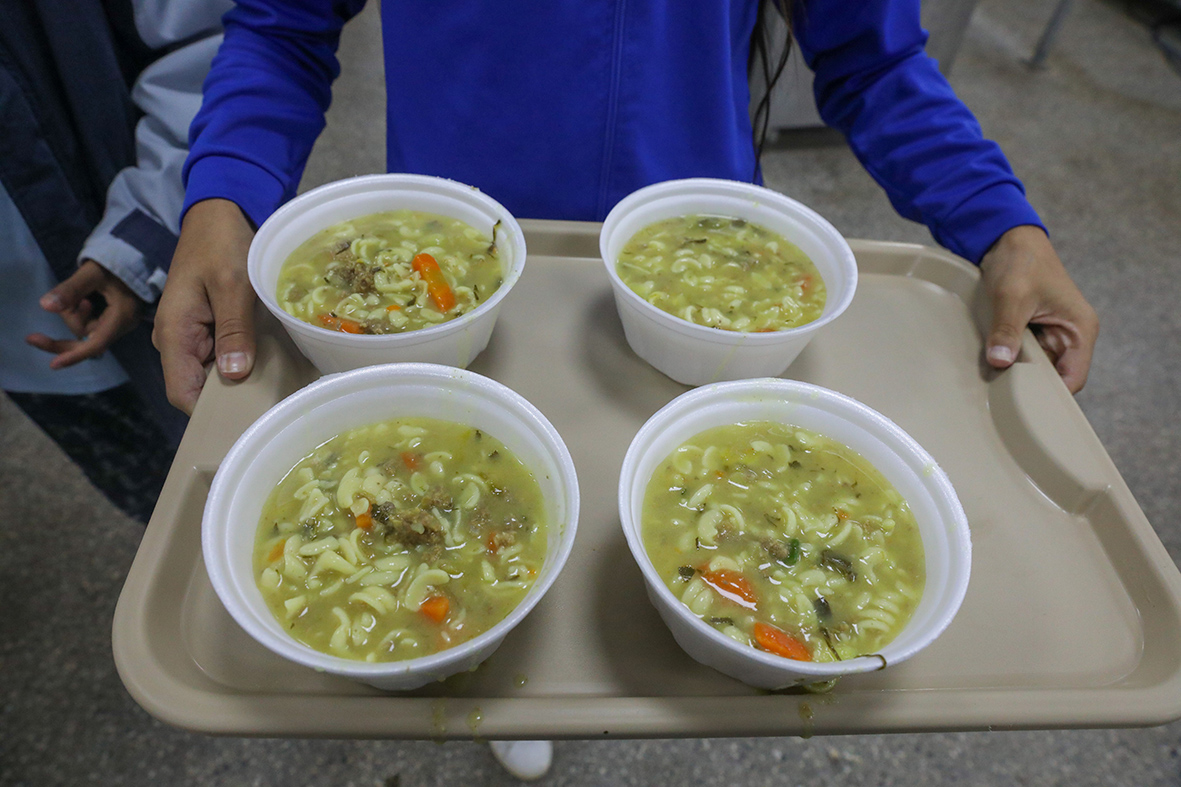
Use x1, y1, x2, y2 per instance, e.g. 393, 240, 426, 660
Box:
419, 594, 450, 623
412, 253, 456, 312
355, 511, 373, 530
386, 303, 402, 311
401, 451, 421, 471
698, 568, 758, 610
267, 539, 287, 563
753, 622, 812, 661
318, 313, 364, 334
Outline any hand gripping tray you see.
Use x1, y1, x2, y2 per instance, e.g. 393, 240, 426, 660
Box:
112, 220, 1181, 739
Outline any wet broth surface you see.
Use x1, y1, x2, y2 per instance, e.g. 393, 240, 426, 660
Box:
254, 417, 546, 662
277, 210, 503, 335
642, 421, 924, 663
617, 215, 826, 332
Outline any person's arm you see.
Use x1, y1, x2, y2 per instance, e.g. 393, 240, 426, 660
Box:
793, 1, 1098, 391
28, 35, 223, 369
155, 0, 366, 412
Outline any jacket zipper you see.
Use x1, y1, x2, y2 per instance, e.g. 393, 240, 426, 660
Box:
596, 0, 628, 220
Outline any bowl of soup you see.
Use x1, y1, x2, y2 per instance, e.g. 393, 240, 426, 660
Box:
248, 174, 527, 373
600, 178, 857, 386
618, 378, 970, 689
203, 363, 579, 690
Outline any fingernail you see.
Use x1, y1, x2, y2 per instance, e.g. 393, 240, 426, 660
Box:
218, 352, 249, 375
988, 345, 1016, 364
41, 294, 63, 311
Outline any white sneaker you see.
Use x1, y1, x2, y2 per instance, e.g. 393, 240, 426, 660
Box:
489, 740, 553, 781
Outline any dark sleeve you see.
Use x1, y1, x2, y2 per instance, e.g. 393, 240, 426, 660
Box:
793, 0, 1045, 263
181, 0, 367, 229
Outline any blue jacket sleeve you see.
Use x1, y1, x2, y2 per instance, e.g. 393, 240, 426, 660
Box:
794, 0, 1045, 264
182, 0, 366, 229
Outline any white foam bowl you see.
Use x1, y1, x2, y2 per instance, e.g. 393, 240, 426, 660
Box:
618, 378, 970, 689
248, 174, 527, 374
203, 363, 580, 691
600, 178, 858, 386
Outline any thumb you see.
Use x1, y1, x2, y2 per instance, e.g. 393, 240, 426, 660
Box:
41, 260, 105, 313
211, 281, 257, 381
985, 286, 1033, 370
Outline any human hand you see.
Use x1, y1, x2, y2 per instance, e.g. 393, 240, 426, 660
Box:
979, 225, 1099, 394
153, 198, 256, 414
26, 259, 143, 368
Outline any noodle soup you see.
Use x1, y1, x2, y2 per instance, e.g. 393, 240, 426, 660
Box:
616, 215, 826, 332
641, 421, 924, 663
276, 210, 503, 335
254, 417, 546, 663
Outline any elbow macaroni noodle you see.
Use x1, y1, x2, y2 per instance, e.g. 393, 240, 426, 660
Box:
276, 210, 504, 335
641, 421, 925, 663
616, 215, 827, 332
254, 417, 546, 662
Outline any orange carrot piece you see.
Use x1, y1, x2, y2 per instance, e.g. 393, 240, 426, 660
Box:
267, 539, 287, 563
401, 451, 421, 471
355, 511, 373, 530
419, 594, 450, 623
318, 313, 364, 334
698, 568, 758, 610
800, 274, 813, 294
486, 532, 500, 555
412, 253, 456, 312
386, 303, 402, 311
753, 622, 812, 661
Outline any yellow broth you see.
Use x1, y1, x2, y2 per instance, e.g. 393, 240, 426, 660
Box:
254, 417, 546, 662
641, 422, 924, 663
616, 215, 826, 332
277, 210, 503, 335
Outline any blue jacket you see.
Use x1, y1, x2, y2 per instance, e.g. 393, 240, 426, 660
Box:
184, 0, 1043, 264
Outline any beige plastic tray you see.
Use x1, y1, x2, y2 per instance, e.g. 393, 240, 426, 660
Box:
113, 219, 1181, 739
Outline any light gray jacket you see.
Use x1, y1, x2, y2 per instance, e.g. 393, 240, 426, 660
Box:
78, 0, 230, 303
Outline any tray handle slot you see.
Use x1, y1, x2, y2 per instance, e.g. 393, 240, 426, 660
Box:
1081, 490, 1181, 696
987, 338, 1112, 514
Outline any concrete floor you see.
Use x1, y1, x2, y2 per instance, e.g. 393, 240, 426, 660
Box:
3, 0, 1180, 784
